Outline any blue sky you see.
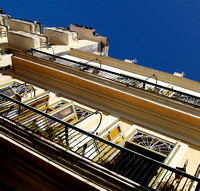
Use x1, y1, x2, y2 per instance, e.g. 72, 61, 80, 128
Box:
1, 0, 200, 82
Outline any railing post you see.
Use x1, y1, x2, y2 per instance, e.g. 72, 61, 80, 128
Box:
143, 82, 146, 89
65, 125, 69, 150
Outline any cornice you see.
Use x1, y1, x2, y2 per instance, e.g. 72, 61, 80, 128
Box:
12, 53, 200, 146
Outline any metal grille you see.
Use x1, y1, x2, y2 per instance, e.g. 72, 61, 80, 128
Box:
26, 49, 200, 108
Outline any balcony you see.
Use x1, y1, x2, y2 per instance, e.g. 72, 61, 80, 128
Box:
26, 49, 200, 108
0, 93, 199, 190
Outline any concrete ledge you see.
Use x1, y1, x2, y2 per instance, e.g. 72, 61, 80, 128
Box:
11, 53, 200, 146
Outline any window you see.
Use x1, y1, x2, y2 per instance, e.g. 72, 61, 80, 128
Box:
0, 86, 15, 97
52, 105, 74, 120
129, 131, 174, 156
110, 126, 121, 139
75, 106, 91, 121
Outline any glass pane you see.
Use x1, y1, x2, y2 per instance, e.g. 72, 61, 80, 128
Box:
53, 105, 74, 120
130, 131, 174, 156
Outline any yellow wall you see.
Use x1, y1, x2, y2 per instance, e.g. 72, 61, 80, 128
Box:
12, 52, 200, 147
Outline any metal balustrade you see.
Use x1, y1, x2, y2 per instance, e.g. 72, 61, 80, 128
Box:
0, 93, 199, 190
25, 49, 200, 108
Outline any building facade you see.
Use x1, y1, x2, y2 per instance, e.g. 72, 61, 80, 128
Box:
0, 8, 200, 191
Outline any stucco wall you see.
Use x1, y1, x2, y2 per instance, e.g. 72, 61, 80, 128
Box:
9, 19, 41, 34
9, 20, 32, 33
8, 31, 47, 50
43, 28, 78, 45
0, 14, 10, 27
70, 24, 108, 45
8, 32, 35, 50
0, 25, 7, 38
43, 28, 69, 45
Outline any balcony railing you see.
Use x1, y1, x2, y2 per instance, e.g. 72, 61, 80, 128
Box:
25, 49, 200, 108
0, 93, 199, 190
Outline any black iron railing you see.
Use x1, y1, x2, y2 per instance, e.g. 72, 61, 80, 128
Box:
0, 93, 199, 190
25, 49, 200, 108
